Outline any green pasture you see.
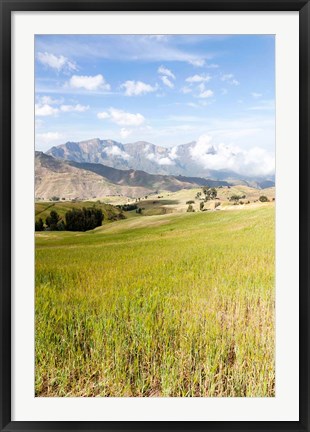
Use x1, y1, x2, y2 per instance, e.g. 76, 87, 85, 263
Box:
35, 205, 275, 397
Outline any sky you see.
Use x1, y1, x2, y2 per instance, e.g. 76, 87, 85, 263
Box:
35, 34, 275, 175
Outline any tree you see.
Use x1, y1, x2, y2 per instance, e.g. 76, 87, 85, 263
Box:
229, 195, 242, 203
203, 187, 217, 201
35, 218, 44, 231
210, 188, 217, 200
45, 210, 61, 231
259, 195, 269, 202
200, 202, 204, 211
187, 204, 195, 212
65, 207, 104, 231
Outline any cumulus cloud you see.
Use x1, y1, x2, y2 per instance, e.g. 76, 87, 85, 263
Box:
97, 108, 145, 126
185, 74, 211, 83
35, 104, 59, 116
121, 80, 157, 96
37, 52, 77, 72
190, 134, 275, 177
158, 65, 175, 79
146, 153, 175, 166
168, 146, 179, 160
103, 145, 131, 160
69, 74, 110, 91
221, 74, 239, 85
160, 76, 174, 88
120, 128, 132, 139
199, 89, 214, 99
60, 104, 89, 112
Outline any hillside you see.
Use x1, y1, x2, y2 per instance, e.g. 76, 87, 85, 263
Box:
35, 151, 229, 201
36, 205, 275, 397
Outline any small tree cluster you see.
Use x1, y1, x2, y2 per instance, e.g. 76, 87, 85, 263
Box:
117, 204, 138, 211
35, 207, 104, 232
229, 194, 246, 203
259, 195, 269, 202
203, 187, 217, 201
65, 207, 104, 232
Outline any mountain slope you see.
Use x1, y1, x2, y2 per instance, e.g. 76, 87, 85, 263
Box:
35, 152, 150, 200
35, 152, 229, 200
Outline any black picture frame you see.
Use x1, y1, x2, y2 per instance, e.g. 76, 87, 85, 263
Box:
1, 1, 309, 431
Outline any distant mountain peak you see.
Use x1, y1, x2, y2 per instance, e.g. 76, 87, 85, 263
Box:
45, 137, 274, 187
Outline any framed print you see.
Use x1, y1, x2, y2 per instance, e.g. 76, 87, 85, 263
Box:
1, 0, 309, 431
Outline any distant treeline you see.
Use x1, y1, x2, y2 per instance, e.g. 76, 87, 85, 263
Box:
35, 207, 104, 232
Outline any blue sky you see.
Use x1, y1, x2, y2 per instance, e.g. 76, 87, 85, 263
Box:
35, 34, 275, 167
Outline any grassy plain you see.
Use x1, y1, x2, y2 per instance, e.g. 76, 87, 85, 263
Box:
35, 203, 275, 397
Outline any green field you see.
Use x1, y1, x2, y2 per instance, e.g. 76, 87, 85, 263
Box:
35, 205, 275, 397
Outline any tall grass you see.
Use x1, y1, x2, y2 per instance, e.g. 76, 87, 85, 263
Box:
35, 206, 275, 397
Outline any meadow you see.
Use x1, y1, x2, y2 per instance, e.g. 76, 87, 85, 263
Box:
35, 204, 275, 397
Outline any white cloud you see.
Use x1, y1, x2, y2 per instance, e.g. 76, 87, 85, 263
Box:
69, 74, 110, 91
199, 89, 214, 99
186, 74, 211, 83
97, 112, 110, 120
97, 108, 145, 126
221, 74, 239, 85
188, 59, 205, 67
103, 145, 131, 159
120, 128, 133, 139
121, 80, 157, 96
37, 52, 77, 72
146, 153, 175, 166
190, 134, 274, 177
36, 132, 63, 144
206, 63, 219, 69
35, 104, 59, 116
37, 95, 64, 105
160, 76, 174, 88
158, 65, 175, 79
169, 146, 179, 160
60, 104, 89, 112
251, 92, 262, 98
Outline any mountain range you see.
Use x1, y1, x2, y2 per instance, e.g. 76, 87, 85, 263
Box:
46, 138, 275, 187
35, 138, 274, 200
